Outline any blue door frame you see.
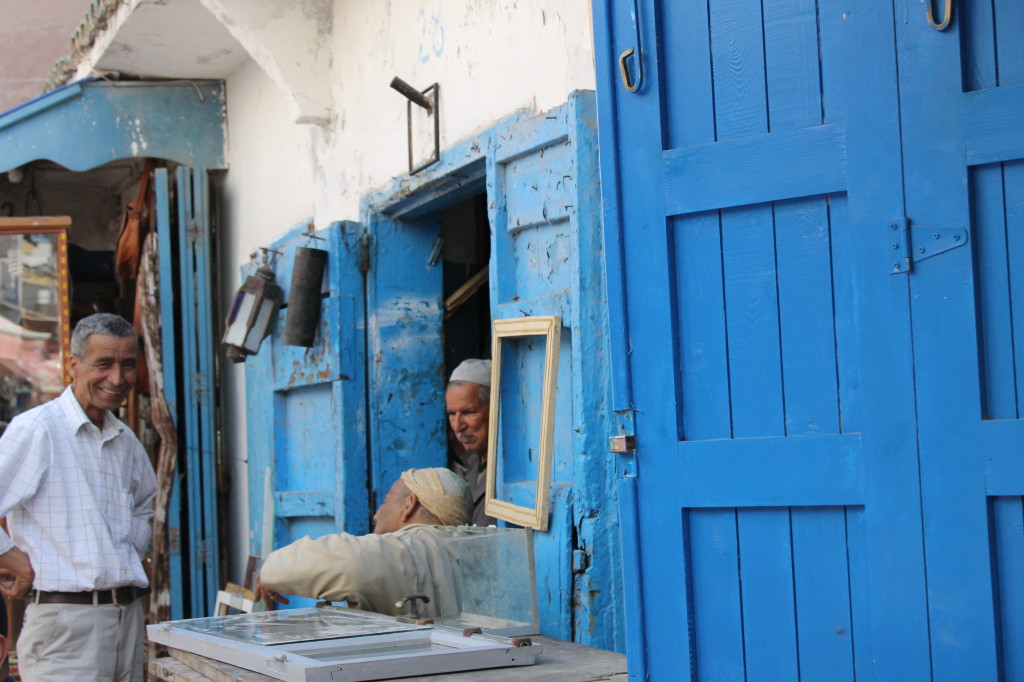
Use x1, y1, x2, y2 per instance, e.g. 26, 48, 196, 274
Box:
593, 1, 1024, 679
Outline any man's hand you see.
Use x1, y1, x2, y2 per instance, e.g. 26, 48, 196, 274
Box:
0, 546, 34, 599
253, 577, 289, 610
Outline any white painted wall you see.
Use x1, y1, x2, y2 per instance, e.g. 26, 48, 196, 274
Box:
212, 0, 596, 582
219, 57, 317, 575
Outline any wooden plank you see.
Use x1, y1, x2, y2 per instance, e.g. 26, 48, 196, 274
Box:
737, 508, 799, 681
176, 166, 206, 618
156, 168, 185, 621
992, 497, 1024, 680
192, 167, 221, 613
791, 508, 855, 681
677, 434, 863, 507
994, 0, 1024, 84
150, 656, 214, 682
674, 211, 731, 441
970, 164, 1016, 419
662, 125, 847, 216
826, 196, 861, 434
897, 1, 1001, 673
690, 509, 744, 682
763, 0, 822, 130
659, 0, 714, 149
964, 84, 1024, 165
0, 216, 71, 229
1004, 162, 1024, 419
721, 204, 785, 438
774, 196, 840, 435
170, 649, 277, 682
961, 0, 996, 92
709, 0, 768, 139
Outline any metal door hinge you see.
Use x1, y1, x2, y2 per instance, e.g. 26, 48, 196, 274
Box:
609, 434, 636, 453
889, 217, 967, 274
358, 231, 373, 274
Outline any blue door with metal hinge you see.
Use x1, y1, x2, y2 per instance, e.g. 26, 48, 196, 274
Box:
245, 221, 369, 609
593, 0, 1024, 678
894, 3, 1024, 678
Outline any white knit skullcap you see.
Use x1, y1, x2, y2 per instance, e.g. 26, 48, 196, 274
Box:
400, 468, 473, 526
449, 359, 492, 387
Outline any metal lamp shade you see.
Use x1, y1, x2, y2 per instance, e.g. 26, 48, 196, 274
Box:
222, 265, 283, 363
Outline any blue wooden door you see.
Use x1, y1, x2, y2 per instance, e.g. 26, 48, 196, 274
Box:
245, 221, 369, 609
595, 0, 1024, 677
895, 3, 1024, 679
485, 92, 618, 646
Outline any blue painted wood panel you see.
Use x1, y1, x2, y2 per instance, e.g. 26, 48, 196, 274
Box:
176, 167, 220, 617
896, 2, 1024, 677
591, 1, 938, 679
155, 168, 185, 621
992, 496, 1024, 679
487, 92, 620, 650
245, 221, 368, 611
0, 80, 226, 172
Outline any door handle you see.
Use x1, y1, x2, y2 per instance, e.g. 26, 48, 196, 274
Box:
619, 0, 644, 93
926, 0, 953, 31
619, 48, 641, 92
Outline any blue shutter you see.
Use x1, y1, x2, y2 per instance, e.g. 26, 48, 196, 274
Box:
245, 221, 369, 609
486, 92, 621, 648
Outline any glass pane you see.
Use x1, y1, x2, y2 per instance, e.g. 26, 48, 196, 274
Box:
0, 231, 66, 422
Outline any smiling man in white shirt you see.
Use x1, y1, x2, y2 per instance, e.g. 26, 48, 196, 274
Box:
0, 313, 157, 682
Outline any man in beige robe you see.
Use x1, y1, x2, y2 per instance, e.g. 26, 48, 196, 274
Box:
255, 468, 473, 619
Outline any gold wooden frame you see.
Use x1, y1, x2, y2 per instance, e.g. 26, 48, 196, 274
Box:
484, 315, 561, 531
0, 217, 72, 386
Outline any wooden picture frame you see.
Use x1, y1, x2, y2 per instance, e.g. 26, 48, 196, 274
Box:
484, 315, 561, 531
0, 217, 71, 387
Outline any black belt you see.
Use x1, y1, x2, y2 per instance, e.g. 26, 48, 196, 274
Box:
34, 586, 149, 605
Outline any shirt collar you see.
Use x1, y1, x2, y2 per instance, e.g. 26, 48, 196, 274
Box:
59, 385, 124, 438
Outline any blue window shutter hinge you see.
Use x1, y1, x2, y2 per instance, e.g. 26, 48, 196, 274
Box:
889, 217, 967, 274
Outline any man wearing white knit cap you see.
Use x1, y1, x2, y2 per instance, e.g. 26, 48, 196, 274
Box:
446, 358, 496, 526
256, 468, 473, 619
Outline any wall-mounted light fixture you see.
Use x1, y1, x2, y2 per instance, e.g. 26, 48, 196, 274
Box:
390, 76, 440, 174
222, 250, 283, 363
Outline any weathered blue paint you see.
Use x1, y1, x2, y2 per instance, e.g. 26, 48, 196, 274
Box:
155, 168, 185, 621
245, 221, 369, 611
593, 0, 1024, 678
486, 92, 622, 651
176, 167, 220, 616
0, 79, 226, 171
361, 209, 446, 500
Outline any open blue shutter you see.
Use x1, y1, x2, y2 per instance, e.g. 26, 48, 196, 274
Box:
246, 221, 368, 609
176, 167, 220, 616
486, 92, 620, 646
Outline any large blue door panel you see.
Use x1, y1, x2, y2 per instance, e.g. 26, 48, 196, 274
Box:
246, 221, 368, 609
592, 0, 926, 678
896, 3, 1024, 678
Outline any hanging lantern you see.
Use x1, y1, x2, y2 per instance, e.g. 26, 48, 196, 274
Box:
222, 264, 283, 363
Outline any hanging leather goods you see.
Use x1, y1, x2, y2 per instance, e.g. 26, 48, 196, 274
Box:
115, 159, 155, 279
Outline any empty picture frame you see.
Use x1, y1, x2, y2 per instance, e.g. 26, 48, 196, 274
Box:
484, 315, 561, 531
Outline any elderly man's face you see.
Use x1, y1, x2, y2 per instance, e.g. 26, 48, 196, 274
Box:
446, 382, 489, 458
373, 480, 411, 534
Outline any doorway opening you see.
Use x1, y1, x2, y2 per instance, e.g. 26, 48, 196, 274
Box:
439, 192, 491, 474
440, 192, 491, 375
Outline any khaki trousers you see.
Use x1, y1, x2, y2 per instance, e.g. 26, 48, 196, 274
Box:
18, 599, 145, 682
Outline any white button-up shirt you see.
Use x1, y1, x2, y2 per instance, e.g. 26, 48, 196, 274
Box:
0, 386, 157, 591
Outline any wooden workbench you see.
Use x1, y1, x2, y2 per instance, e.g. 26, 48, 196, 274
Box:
149, 636, 628, 682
